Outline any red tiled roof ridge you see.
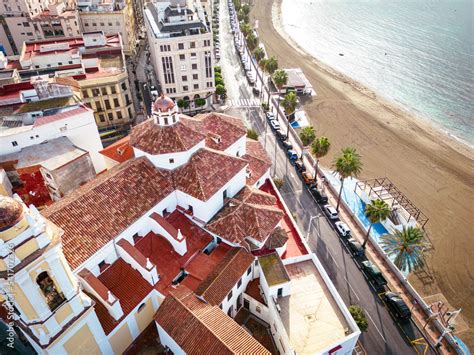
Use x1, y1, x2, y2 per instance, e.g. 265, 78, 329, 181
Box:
197, 248, 247, 295
203, 112, 246, 132
161, 288, 236, 354
42, 156, 153, 217
150, 212, 179, 240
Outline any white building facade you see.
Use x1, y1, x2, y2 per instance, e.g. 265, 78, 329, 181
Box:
144, 0, 215, 108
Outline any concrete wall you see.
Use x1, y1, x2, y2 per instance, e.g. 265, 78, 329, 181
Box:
41, 153, 96, 201
220, 262, 254, 317
156, 323, 186, 355
1, 107, 105, 173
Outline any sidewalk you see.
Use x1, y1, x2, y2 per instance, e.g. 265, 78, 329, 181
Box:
322, 179, 452, 353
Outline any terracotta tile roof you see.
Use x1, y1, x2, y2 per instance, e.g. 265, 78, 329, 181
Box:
264, 227, 289, 250
130, 117, 205, 155
42, 157, 173, 269
99, 136, 134, 163
258, 252, 290, 287
191, 112, 246, 151
206, 186, 284, 245
245, 278, 266, 305
154, 286, 270, 355
96, 258, 153, 334
195, 248, 254, 305
242, 139, 271, 186
172, 148, 248, 201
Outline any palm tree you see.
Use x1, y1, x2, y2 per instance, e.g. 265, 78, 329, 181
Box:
332, 147, 363, 211
363, 199, 391, 249
380, 227, 426, 273
265, 56, 278, 107
240, 23, 252, 38
310, 136, 330, 179
272, 69, 288, 118
246, 32, 259, 51
281, 92, 298, 139
253, 47, 265, 63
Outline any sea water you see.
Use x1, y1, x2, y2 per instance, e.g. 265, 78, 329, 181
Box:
281, 0, 474, 144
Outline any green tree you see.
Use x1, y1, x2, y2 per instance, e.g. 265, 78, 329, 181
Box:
215, 77, 225, 87
214, 66, 221, 74
253, 47, 265, 63
363, 199, 391, 249
238, 9, 249, 23
380, 227, 426, 273
349, 305, 368, 332
299, 126, 316, 146
240, 23, 252, 38
265, 56, 279, 107
281, 91, 298, 139
272, 69, 288, 119
310, 136, 330, 179
215, 84, 227, 97
246, 32, 259, 51
332, 147, 363, 211
246, 128, 259, 140
265, 56, 278, 75
241, 3, 251, 15
177, 99, 189, 109
233, 0, 241, 11
195, 98, 206, 107
273, 177, 284, 189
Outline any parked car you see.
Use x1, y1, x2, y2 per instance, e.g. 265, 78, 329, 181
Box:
301, 171, 315, 185
323, 204, 338, 220
294, 160, 306, 173
252, 87, 260, 96
361, 261, 387, 288
384, 292, 411, 321
309, 186, 328, 204
335, 221, 351, 238
287, 150, 298, 161
282, 140, 293, 151
265, 112, 274, 121
347, 238, 365, 257
269, 119, 280, 130
275, 129, 286, 141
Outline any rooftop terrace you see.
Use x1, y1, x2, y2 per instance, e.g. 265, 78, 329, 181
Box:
277, 260, 350, 354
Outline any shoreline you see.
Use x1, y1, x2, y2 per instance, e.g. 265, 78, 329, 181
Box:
271, 0, 474, 157
251, 0, 474, 343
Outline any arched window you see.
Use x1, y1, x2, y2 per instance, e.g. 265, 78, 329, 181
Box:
36, 272, 65, 311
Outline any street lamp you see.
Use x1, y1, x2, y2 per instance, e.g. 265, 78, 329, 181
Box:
306, 214, 322, 241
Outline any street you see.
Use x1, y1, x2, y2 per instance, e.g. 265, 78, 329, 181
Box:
218, 1, 436, 354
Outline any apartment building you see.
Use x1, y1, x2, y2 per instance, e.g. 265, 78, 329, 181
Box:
77, 0, 138, 56
0, 0, 81, 56
3, 31, 136, 144
144, 0, 215, 110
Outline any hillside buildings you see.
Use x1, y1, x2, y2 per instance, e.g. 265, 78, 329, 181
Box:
77, 0, 138, 56
0, 0, 81, 56
0, 95, 360, 354
144, 0, 215, 109
0, 31, 135, 144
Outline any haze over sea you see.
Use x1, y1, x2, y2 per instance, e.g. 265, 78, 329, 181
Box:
280, 0, 474, 144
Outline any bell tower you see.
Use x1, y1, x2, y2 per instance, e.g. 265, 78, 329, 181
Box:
0, 195, 112, 354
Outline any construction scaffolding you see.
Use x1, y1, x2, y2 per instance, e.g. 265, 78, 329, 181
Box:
354, 177, 429, 229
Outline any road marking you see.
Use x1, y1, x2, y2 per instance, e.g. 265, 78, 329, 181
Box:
365, 311, 387, 343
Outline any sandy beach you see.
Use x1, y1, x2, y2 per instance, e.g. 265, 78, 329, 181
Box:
251, 0, 474, 344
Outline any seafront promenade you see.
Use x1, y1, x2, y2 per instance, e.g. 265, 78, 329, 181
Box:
249, 0, 474, 349
218, 0, 467, 351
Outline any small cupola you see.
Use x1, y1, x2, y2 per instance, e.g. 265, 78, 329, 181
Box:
152, 94, 179, 126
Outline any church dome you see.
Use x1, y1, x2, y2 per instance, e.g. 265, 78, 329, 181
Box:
153, 94, 175, 113
0, 196, 23, 232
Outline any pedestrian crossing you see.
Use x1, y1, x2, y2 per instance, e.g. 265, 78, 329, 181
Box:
226, 98, 260, 107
